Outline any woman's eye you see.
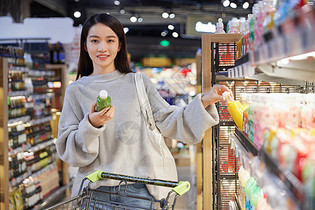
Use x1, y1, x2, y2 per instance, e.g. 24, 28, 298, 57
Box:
91, 40, 98, 43
108, 40, 114, 43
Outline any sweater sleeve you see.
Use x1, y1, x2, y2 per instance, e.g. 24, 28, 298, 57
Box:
55, 87, 105, 167
142, 75, 219, 144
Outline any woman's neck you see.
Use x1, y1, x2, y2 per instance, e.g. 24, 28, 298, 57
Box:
91, 67, 116, 76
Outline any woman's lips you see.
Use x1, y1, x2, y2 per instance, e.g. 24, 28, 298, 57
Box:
97, 54, 109, 60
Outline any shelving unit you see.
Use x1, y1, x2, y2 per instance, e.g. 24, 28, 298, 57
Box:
0, 57, 9, 210
200, 33, 242, 210
224, 6, 315, 209
233, 128, 306, 209
227, 6, 315, 85
45, 64, 67, 111
0, 54, 67, 209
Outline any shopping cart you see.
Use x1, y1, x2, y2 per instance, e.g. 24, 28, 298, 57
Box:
46, 170, 190, 210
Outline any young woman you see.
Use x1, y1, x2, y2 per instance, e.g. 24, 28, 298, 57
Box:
56, 13, 231, 208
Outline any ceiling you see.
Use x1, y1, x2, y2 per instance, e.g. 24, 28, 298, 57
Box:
30, 0, 255, 61
31, 0, 254, 37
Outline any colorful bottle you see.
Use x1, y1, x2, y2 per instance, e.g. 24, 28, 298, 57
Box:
96, 90, 111, 112
215, 18, 226, 34
223, 91, 245, 130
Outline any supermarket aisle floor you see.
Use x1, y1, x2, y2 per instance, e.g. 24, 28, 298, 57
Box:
174, 166, 197, 210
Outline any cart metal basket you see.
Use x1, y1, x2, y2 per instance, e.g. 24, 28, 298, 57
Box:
46, 170, 190, 210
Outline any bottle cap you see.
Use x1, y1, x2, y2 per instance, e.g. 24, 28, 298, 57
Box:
222, 91, 233, 101
216, 18, 224, 28
99, 90, 108, 99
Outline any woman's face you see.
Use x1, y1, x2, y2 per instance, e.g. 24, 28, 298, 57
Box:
85, 23, 121, 74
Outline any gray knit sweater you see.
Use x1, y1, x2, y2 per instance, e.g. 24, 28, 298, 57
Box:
56, 70, 219, 198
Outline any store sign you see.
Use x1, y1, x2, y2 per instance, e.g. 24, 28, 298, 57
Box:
185, 15, 216, 37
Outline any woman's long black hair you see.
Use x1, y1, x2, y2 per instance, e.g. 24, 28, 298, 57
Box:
76, 13, 132, 80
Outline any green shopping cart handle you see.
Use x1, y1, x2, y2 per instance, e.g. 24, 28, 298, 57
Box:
85, 170, 190, 196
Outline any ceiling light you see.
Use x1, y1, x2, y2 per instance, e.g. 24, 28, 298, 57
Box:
168, 25, 174, 30
169, 13, 175, 18
120, 9, 125, 14
172, 32, 179, 38
74, 11, 81, 18
161, 30, 168, 37
123, 27, 129, 34
223, 0, 230, 7
230, 2, 237, 8
130, 16, 137, 23
162, 12, 169, 18
243, 2, 249, 9
114, 1, 120, 6
138, 17, 143, 22
195, 21, 216, 33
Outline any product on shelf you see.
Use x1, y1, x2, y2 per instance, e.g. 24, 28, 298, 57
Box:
222, 91, 245, 130
215, 18, 226, 34
3, 48, 62, 209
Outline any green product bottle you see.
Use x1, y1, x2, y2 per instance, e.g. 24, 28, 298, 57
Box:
250, 185, 263, 208
96, 90, 111, 112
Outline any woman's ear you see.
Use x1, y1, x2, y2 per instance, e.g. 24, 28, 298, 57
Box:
118, 42, 121, 52
84, 42, 88, 52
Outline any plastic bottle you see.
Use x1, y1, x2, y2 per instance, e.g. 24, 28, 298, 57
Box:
245, 177, 256, 209
254, 1, 265, 48
96, 90, 111, 112
228, 18, 240, 34
249, 4, 258, 51
239, 167, 250, 209
239, 17, 247, 35
262, 0, 276, 33
223, 91, 245, 130
215, 18, 226, 34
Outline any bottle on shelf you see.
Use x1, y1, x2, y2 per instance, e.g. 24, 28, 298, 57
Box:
227, 18, 240, 34
223, 91, 245, 130
49, 43, 57, 64
215, 18, 226, 34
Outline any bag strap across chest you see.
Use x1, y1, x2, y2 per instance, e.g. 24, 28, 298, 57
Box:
134, 73, 156, 131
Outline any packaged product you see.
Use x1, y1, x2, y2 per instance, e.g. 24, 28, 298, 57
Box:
96, 90, 111, 112
9, 190, 15, 210
14, 187, 24, 210
222, 91, 245, 130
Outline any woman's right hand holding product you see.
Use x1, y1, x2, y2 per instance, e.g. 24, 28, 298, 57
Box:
88, 103, 115, 128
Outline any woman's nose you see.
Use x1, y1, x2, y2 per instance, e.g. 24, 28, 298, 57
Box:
98, 42, 107, 51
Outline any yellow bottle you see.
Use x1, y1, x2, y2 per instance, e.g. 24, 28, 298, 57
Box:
223, 91, 245, 130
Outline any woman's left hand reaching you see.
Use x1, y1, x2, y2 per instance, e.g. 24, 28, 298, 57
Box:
201, 84, 232, 108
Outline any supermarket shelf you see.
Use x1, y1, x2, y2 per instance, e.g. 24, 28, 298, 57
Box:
8, 115, 31, 124
235, 195, 244, 210
228, 5, 315, 83
245, 73, 306, 86
219, 121, 235, 126
36, 183, 71, 210
234, 128, 258, 156
260, 149, 305, 208
234, 128, 306, 208
29, 138, 56, 153
228, 57, 311, 85
220, 174, 238, 180
30, 115, 53, 126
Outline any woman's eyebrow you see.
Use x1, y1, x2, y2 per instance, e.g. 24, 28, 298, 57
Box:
88, 35, 117, 39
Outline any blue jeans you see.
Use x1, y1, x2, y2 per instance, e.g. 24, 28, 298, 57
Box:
85, 183, 156, 209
